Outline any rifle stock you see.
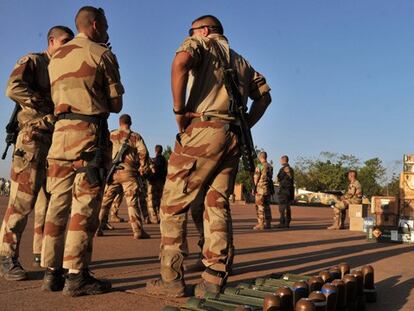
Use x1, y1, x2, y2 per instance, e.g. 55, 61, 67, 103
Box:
2, 104, 20, 160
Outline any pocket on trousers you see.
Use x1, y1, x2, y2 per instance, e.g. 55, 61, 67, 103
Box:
168, 152, 197, 194
12, 149, 35, 184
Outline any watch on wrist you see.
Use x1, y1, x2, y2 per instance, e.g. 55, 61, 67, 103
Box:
173, 107, 186, 115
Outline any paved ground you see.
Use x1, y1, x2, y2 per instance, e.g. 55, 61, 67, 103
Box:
0, 196, 412, 311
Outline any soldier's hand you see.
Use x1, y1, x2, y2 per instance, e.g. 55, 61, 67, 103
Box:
176, 112, 201, 133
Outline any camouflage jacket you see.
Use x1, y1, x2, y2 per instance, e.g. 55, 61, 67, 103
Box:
255, 162, 274, 196
5, 51, 54, 132
110, 128, 150, 180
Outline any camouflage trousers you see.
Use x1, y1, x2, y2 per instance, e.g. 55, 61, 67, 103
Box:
255, 194, 272, 225
100, 178, 143, 233
0, 127, 50, 258
146, 179, 164, 223
160, 121, 239, 286
109, 192, 124, 217
33, 187, 50, 254
41, 159, 104, 270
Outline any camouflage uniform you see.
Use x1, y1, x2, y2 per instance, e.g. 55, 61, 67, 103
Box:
146, 154, 168, 223
277, 164, 294, 227
33, 187, 50, 255
254, 162, 274, 229
0, 52, 53, 262
98, 128, 150, 237
109, 192, 124, 220
41, 33, 123, 270
329, 180, 363, 229
150, 34, 271, 289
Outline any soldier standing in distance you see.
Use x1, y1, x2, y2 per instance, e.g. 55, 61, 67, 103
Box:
253, 151, 274, 230
277, 155, 294, 228
328, 170, 362, 230
41, 6, 124, 296
146, 15, 271, 298
146, 145, 168, 223
0, 26, 74, 281
97, 114, 151, 239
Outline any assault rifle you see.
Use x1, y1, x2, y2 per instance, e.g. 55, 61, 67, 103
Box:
211, 40, 257, 194
2, 104, 20, 160
106, 132, 132, 184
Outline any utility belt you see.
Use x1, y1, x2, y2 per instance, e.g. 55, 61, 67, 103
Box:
190, 115, 240, 136
57, 113, 106, 126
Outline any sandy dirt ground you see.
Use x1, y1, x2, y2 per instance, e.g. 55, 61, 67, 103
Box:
0, 196, 412, 311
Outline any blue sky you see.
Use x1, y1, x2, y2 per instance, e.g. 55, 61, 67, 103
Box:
0, 0, 412, 177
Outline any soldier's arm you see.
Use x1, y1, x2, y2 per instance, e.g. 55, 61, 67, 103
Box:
100, 50, 124, 113
135, 134, 150, 175
247, 70, 272, 128
171, 51, 192, 113
6, 56, 43, 109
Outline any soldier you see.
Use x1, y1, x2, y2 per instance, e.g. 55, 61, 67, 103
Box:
253, 151, 274, 230
0, 26, 74, 281
146, 15, 271, 298
96, 114, 151, 239
41, 6, 123, 296
146, 145, 168, 223
328, 170, 362, 230
277, 155, 294, 228
0, 178, 4, 196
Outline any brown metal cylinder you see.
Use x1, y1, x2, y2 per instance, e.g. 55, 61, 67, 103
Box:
275, 287, 294, 311
318, 270, 333, 283
295, 298, 316, 311
351, 270, 364, 296
331, 279, 346, 309
292, 281, 309, 305
307, 276, 324, 292
361, 265, 375, 289
338, 262, 350, 278
343, 274, 357, 307
328, 267, 341, 280
308, 291, 327, 311
321, 283, 338, 311
263, 295, 281, 311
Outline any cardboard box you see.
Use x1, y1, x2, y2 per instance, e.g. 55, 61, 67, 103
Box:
400, 173, 414, 199
371, 196, 399, 214
349, 204, 370, 218
376, 213, 397, 227
404, 154, 414, 163
349, 217, 365, 232
400, 199, 414, 217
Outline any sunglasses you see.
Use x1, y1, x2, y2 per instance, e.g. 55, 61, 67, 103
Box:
188, 25, 217, 36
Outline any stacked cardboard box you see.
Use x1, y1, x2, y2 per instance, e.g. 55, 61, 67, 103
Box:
349, 204, 370, 231
371, 196, 398, 226
367, 155, 414, 244
400, 155, 414, 217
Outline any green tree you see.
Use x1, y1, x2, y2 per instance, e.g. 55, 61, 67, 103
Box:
162, 145, 172, 161
358, 158, 386, 198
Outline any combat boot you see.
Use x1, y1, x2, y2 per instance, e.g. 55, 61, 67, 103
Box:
253, 218, 265, 230
33, 254, 41, 267
41, 268, 65, 292
109, 214, 124, 223
102, 222, 114, 230
62, 269, 111, 297
133, 229, 151, 240
95, 228, 104, 237
146, 251, 185, 297
327, 215, 340, 230
0, 256, 27, 281
194, 279, 221, 298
